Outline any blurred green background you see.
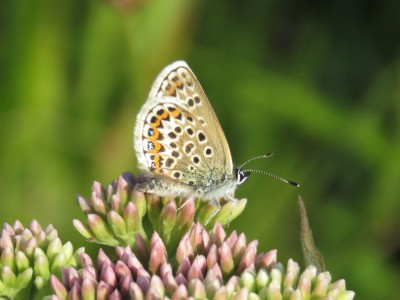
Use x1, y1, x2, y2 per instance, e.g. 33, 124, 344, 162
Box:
1, 0, 399, 298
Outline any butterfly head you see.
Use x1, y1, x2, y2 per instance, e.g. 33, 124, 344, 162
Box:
235, 168, 251, 186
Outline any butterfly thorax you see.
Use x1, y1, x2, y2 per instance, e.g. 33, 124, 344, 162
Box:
196, 170, 237, 200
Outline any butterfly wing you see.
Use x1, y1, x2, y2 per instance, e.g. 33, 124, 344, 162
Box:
134, 61, 233, 187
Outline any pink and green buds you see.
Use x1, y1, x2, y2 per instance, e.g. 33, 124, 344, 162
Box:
51, 222, 354, 299
74, 172, 247, 249
0, 221, 84, 299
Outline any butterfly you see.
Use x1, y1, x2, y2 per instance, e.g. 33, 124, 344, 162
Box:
134, 61, 298, 225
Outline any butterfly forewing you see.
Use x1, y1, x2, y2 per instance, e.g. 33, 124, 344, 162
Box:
134, 61, 234, 186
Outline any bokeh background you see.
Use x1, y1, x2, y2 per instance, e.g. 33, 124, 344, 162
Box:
1, 0, 399, 298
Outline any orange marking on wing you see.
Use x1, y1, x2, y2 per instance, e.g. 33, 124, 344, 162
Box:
151, 112, 171, 128
175, 80, 183, 90
150, 118, 161, 128
167, 86, 176, 96
160, 111, 169, 120
150, 125, 161, 139
154, 154, 161, 170
169, 108, 181, 118
164, 83, 176, 96
148, 141, 163, 154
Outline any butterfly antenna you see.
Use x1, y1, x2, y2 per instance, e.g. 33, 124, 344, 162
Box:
238, 153, 273, 169
244, 169, 300, 187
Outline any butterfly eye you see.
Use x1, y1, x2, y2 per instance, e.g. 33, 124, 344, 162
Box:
236, 170, 251, 185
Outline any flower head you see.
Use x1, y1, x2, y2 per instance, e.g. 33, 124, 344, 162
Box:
0, 220, 84, 299
73, 172, 247, 250
51, 223, 354, 299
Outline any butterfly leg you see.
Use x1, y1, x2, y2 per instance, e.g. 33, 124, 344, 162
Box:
203, 199, 221, 228
176, 190, 198, 212
225, 196, 238, 228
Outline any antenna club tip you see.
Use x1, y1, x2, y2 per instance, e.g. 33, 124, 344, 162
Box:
288, 180, 300, 187
265, 153, 273, 157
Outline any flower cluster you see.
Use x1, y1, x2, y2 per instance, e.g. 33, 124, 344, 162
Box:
0, 172, 355, 299
50, 223, 354, 299
0, 221, 84, 299
73, 172, 247, 251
